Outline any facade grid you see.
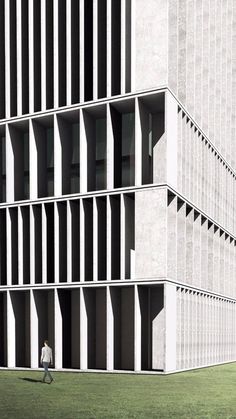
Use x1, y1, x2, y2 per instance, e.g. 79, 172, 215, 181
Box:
0, 0, 236, 373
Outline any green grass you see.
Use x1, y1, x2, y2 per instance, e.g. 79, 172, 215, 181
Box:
1, 364, 236, 418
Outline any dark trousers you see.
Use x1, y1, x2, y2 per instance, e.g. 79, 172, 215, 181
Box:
42, 362, 53, 382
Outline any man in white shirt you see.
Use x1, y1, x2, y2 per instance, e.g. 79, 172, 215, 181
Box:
41, 340, 54, 383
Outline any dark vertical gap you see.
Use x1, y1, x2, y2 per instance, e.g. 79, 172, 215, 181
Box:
33, 0, 41, 111
59, 203, 67, 283
58, 0, 66, 106
46, 204, 54, 283
23, 131, 29, 200
0, 1, 5, 119
22, 0, 29, 114
59, 290, 72, 368
71, 201, 80, 282
0, 210, 6, 286
46, 126, 54, 197
111, 288, 121, 369
10, 208, 18, 285
111, 195, 120, 280
97, 197, 106, 280
10, 0, 17, 116
124, 194, 134, 279
84, 0, 93, 101
84, 199, 93, 281
36, 292, 49, 363
95, 288, 106, 368
95, 117, 106, 191
121, 112, 135, 187
46, 0, 54, 109
110, 107, 121, 188
85, 112, 96, 191
22, 207, 30, 284
139, 287, 148, 370
86, 289, 96, 369
34, 205, 42, 284
0, 293, 4, 365
71, 0, 79, 103
70, 122, 80, 193
111, 0, 121, 95
121, 287, 134, 370
0, 135, 6, 203
98, 0, 107, 98
13, 292, 28, 366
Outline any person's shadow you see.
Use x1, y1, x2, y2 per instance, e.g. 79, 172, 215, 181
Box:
19, 378, 43, 383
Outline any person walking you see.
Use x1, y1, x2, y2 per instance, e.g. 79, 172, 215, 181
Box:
41, 340, 54, 383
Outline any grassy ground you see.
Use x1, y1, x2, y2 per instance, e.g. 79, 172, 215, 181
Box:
1, 364, 236, 418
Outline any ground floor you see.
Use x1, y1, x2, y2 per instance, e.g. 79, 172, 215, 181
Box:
0, 281, 236, 373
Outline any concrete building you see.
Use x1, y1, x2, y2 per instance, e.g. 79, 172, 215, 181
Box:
0, 0, 236, 373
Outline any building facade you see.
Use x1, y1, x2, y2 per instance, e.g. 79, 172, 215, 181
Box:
0, 0, 236, 373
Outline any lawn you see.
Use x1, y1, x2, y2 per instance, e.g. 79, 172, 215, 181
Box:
0, 364, 236, 418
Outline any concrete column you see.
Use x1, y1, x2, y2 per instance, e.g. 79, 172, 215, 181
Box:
30, 290, 38, 368
80, 109, 87, 193
165, 91, 178, 189
67, 201, 72, 283
54, 289, 63, 368
121, 0, 126, 95
6, 125, 14, 202
79, 0, 85, 102
186, 207, 194, 286
120, 194, 125, 280
134, 285, 141, 371
41, 0, 47, 111
53, 0, 59, 108
30, 206, 35, 285
106, 104, 114, 189
130, 0, 135, 92
80, 200, 85, 282
7, 291, 15, 367
42, 204, 47, 284
135, 97, 142, 186
29, 120, 38, 200
167, 194, 177, 280
5, 0, 11, 118
6, 209, 12, 286
106, 287, 114, 370
106, 196, 112, 281
193, 211, 201, 287
16, 0, 22, 115
176, 287, 181, 370
54, 203, 59, 284
66, 0, 72, 105
165, 283, 176, 372
80, 288, 88, 369
54, 114, 62, 196
106, 0, 112, 97
93, 198, 98, 281
28, 0, 34, 113
18, 208, 23, 285
93, 0, 98, 99
135, 188, 167, 279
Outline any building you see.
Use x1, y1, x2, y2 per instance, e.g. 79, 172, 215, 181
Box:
0, 0, 236, 374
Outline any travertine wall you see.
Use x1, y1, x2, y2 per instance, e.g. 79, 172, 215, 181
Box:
134, 0, 236, 168
176, 287, 236, 370
177, 109, 236, 236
